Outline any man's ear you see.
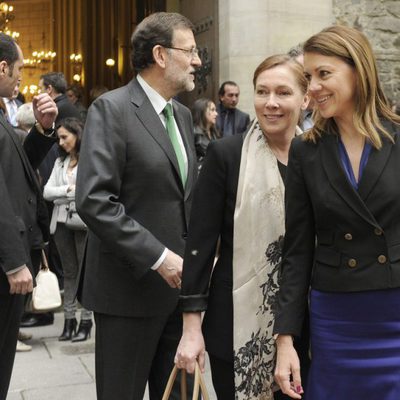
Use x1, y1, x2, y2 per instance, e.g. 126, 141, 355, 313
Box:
0, 60, 8, 77
152, 45, 167, 69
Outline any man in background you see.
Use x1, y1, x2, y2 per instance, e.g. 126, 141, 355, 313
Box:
216, 80, 250, 137
0, 32, 57, 399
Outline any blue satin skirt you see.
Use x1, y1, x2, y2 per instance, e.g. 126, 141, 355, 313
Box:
305, 288, 400, 400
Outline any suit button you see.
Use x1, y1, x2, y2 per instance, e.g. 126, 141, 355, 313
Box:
348, 258, 357, 268
344, 233, 352, 241
28, 198, 33, 204
378, 255, 387, 264
182, 232, 188, 240
28, 225, 33, 232
374, 228, 383, 236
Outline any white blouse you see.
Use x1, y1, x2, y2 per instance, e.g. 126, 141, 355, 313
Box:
43, 155, 77, 234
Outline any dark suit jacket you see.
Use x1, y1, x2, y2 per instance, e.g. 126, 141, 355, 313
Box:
54, 94, 81, 125
274, 121, 400, 337
180, 134, 243, 360
76, 78, 197, 318
216, 103, 250, 137
0, 116, 55, 294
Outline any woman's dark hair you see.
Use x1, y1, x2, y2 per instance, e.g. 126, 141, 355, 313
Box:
192, 98, 220, 140
57, 117, 84, 160
131, 12, 194, 73
67, 84, 83, 100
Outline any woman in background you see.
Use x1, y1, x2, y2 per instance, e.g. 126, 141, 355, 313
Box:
192, 98, 220, 166
44, 117, 92, 342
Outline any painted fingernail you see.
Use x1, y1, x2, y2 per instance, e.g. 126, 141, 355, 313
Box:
296, 385, 303, 393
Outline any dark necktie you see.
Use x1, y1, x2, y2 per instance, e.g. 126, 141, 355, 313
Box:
223, 109, 234, 136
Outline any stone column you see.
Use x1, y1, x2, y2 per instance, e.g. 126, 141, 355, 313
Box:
218, 0, 333, 117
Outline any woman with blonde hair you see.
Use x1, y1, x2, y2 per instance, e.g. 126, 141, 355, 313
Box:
274, 25, 400, 399
175, 54, 310, 399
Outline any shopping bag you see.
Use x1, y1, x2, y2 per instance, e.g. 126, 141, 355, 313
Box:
162, 361, 209, 400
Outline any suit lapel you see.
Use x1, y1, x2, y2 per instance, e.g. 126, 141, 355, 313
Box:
129, 80, 183, 189
320, 133, 380, 228
0, 114, 36, 187
358, 131, 395, 201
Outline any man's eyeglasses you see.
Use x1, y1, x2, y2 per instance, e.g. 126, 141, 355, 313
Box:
164, 46, 199, 58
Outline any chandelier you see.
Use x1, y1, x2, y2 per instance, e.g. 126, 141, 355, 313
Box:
24, 34, 56, 69
0, 2, 19, 38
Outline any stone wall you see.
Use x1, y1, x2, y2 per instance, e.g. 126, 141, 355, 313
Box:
333, 0, 400, 104
217, 0, 333, 118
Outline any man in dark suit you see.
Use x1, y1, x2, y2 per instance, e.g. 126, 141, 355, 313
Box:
216, 81, 250, 137
76, 12, 201, 400
0, 33, 58, 399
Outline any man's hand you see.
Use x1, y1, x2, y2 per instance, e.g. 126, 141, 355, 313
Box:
32, 93, 58, 130
157, 250, 183, 289
7, 266, 33, 295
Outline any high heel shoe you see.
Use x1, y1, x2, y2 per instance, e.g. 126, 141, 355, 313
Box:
72, 319, 93, 342
58, 318, 77, 341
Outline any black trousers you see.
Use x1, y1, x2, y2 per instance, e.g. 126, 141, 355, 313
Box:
94, 307, 194, 400
0, 292, 24, 400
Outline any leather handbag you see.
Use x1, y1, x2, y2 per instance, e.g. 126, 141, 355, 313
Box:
162, 362, 209, 400
65, 201, 87, 231
26, 250, 62, 313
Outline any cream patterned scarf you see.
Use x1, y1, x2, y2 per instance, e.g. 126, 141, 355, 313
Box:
232, 121, 293, 399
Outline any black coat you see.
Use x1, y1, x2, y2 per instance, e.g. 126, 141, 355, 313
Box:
181, 132, 311, 378
216, 103, 250, 137
274, 121, 400, 337
0, 116, 56, 294
180, 133, 243, 360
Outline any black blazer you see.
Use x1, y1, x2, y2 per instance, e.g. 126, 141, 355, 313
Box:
76, 78, 197, 318
0, 117, 55, 294
180, 133, 243, 360
274, 121, 400, 336
216, 103, 250, 137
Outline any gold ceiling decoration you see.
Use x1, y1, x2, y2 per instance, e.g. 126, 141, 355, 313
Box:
0, 2, 19, 38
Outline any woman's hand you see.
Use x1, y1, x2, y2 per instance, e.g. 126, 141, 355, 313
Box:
67, 184, 76, 194
274, 335, 304, 399
174, 313, 206, 374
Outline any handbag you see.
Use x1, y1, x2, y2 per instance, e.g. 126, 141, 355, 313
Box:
65, 201, 87, 231
162, 362, 209, 400
26, 250, 62, 313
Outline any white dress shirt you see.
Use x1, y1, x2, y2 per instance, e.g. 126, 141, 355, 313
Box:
136, 74, 189, 270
